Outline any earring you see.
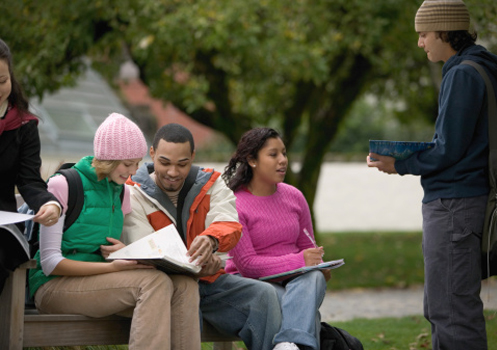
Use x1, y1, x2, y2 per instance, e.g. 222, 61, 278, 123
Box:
251, 164, 256, 167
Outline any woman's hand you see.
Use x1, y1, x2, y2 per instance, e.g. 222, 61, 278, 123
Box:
34, 203, 61, 226
110, 259, 155, 271
303, 247, 325, 266
100, 237, 126, 259
321, 269, 332, 282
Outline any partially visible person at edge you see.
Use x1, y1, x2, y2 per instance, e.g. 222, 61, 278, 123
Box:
0, 38, 61, 293
367, 1, 497, 349
28, 114, 202, 350
122, 123, 282, 350
222, 127, 330, 350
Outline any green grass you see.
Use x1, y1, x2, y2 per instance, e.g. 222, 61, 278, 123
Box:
327, 310, 497, 350
318, 231, 426, 290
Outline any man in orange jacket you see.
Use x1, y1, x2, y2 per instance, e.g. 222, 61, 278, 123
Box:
123, 123, 282, 350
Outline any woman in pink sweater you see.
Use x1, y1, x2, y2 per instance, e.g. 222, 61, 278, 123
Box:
223, 128, 330, 350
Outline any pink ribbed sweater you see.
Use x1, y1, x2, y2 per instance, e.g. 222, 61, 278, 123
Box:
225, 182, 316, 279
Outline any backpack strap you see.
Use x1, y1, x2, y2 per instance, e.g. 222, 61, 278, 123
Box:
460, 60, 497, 151
55, 165, 84, 231
176, 165, 199, 244
461, 60, 497, 279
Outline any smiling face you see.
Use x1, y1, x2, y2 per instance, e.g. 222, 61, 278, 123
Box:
108, 158, 142, 185
150, 139, 195, 192
249, 137, 288, 187
417, 31, 456, 63
0, 59, 12, 108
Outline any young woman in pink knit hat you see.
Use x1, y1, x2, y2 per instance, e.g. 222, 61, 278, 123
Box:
223, 128, 330, 350
28, 113, 201, 350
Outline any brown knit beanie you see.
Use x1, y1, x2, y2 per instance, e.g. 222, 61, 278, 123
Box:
415, 0, 470, 32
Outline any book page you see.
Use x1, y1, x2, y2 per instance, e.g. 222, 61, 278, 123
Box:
109, 225, 189, 264
0, 210, 35, 226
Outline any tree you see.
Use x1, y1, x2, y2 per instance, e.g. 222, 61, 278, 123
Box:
2, 0, 497, 229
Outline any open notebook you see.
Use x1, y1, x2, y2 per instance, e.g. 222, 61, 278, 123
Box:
108, 224, 201, 275
259, 258, 345, 283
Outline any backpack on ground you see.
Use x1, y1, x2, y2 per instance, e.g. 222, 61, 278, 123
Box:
320, 322, 364, 350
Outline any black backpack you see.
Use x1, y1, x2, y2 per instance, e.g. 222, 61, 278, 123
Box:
18, 162, 125, 258
18, 163, 84, 258
320, 322, 364, 350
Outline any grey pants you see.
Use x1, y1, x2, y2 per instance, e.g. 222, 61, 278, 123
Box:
422, 196, 487, 350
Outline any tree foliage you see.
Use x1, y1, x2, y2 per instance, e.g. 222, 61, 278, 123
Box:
2, 0, 497, 225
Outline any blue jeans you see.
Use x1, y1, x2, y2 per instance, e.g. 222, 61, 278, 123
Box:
271, 270, 327, 350
199, 273, 282, 350
422, 196, 487, 350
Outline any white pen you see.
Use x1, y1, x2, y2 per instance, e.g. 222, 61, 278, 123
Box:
303, 228, 318, 248
304, 228, 324, 258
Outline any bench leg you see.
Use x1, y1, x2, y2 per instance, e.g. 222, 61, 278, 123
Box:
0, 265, 27, 350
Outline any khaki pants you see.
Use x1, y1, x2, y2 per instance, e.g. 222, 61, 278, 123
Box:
35, 269, 201, 350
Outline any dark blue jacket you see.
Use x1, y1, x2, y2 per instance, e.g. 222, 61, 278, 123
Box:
395, 44, 497, 203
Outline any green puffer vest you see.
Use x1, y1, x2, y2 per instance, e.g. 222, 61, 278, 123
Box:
29, 156, 124, 296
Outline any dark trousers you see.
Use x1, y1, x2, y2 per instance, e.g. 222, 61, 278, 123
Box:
422, 196, 487, 350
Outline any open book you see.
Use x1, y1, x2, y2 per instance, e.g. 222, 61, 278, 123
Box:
259, 258, 345, 283
369, 140, 435, 161
0, 210, 35, 261
108, 224, 201, 275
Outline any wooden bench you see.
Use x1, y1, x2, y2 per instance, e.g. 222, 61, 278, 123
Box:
0, 260, 240, 350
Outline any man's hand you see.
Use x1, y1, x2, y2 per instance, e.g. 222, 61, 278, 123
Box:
188, 235, 216, 266
367, 153, 398, 174
195, 254, 222, 278
100, 237, 126, 259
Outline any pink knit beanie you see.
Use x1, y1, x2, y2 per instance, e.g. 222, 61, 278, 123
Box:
93, 113, 148, 160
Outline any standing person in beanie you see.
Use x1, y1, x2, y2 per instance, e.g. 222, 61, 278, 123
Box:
28, 113, 202, 350
367, 1, 497, 349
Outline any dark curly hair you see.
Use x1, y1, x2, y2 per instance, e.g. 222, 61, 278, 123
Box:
222, 127, 282, 192
0, 38, 30, 117
437, 30, 477, 52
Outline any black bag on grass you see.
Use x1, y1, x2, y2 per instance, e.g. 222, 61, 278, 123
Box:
320, 322, 364, 350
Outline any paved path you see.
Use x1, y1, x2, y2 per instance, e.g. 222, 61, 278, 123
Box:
320, 279, 497, 322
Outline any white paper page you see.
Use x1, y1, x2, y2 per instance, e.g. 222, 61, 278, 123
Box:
109, 224, 189, 263
0, 210, 35, 226
148, 225, 190, 264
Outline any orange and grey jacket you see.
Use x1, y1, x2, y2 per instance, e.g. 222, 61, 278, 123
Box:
122, 162, 242, 283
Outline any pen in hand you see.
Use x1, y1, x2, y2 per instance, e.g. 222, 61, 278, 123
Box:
304, 228, 324, 258
303, 228, 318, 248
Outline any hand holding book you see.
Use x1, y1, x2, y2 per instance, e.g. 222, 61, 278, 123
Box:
107, 224, 202, 275
259, 259, 345, 283
369, 140, 435, 161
